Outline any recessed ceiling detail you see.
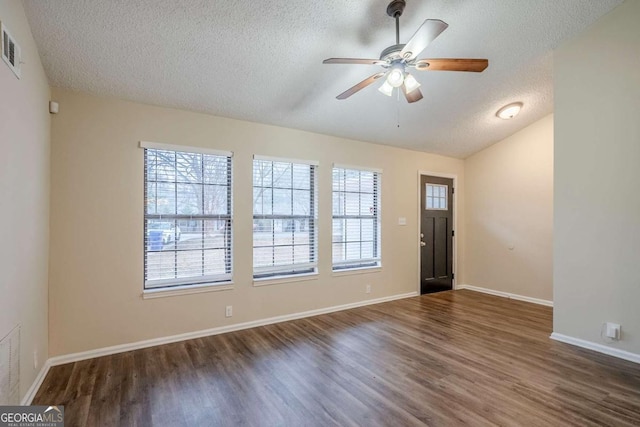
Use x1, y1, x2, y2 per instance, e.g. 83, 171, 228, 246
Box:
22, 0, 622, 158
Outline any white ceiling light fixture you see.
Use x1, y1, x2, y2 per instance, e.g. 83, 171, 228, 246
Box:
378, 80, 394, 96
496, 102, 523, 119
386, 64, 405, 88
378, 73, 421, 97
403, 73, 421, 94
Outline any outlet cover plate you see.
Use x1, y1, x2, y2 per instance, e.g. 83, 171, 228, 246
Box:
606, 322, 621, 340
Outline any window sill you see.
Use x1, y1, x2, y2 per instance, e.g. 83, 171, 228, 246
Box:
253, 272, 319, 287
332, 266, 382, 277
142, 282, 234, 299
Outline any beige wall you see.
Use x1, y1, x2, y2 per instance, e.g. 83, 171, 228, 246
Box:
463, 115, 553, 301
554, 0, 640, 354
49, 89, 465, 356
0, 0, 50, 401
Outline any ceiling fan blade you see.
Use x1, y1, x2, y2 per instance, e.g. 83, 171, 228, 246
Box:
402, 84, 423, 103
336, 72, 386, 100
414, 58, 489, 72
400, 19, 448, 61
323, 58, 387, 65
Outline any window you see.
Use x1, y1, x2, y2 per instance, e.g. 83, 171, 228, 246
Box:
143, 142, 232, 289
332, 166, 381, 270
426, 184, 447, 210
253, 156, 317, 279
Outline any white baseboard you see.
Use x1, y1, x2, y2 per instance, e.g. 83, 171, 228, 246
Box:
48, 291, 418, 367
21, 360, 52, 405
456, 284, 553, 307
550, 332, 640, 364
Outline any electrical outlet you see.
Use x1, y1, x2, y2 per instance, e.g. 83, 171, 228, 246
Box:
33, 350, 38, 370
605, 322, 621, 340
225, 305, 233, 318
365, 285, 371, 294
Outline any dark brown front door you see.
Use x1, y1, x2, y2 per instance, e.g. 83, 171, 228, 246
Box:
420, 175, 454, 294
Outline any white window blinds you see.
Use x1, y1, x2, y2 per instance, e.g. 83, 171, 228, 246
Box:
332, 167, 381, 270
253, 157, 317, 278
143, 145, 232, 288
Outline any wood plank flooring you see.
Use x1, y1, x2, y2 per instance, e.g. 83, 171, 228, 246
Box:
34, 290, 640, 426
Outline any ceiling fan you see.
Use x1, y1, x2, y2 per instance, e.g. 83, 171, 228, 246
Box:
323, 0, 489, 103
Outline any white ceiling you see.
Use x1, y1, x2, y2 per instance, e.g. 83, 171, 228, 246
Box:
23, 0, 622, 158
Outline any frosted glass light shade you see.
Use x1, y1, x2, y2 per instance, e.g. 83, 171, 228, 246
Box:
404, 74, 421, 93
378, 80, 394, 96
387, 67, 405, 88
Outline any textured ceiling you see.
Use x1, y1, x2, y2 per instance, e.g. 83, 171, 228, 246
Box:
23, 0, 622, 158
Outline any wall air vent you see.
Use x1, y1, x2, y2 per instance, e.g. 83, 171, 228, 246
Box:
1, 22, 21, 79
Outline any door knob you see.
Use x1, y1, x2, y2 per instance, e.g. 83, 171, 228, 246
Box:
420, 241, 426, 247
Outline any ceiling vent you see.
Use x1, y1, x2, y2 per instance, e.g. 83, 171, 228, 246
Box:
1, 22, 21, 79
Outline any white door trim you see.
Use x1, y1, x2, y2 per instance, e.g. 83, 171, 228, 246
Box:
417, 171, 458, 295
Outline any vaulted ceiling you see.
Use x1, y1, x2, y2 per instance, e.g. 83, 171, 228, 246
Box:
23, 0, 622, 158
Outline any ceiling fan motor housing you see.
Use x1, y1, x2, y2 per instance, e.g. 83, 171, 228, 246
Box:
380, 44, 406, 62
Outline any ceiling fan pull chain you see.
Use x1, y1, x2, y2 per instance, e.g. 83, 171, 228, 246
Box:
397, 92, 401, 128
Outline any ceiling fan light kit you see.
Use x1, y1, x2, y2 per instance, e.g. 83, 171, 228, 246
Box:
403, 73, 421, 93
387, 64, 405, 87
323, 0, 489, 104
496, 102, 523, 119
378, 80, 394, 97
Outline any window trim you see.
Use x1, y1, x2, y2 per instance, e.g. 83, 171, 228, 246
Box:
141, 141, 234, 291
142, 281, 234, 299
253, 271, 319, 287
331, 165, 382, 272
252, 156, 318, 279
332, 265, 382, 277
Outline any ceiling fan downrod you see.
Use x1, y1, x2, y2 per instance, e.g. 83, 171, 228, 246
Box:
387, 0, 406, 45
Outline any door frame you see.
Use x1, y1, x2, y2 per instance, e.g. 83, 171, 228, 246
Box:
417, 171, 459, 294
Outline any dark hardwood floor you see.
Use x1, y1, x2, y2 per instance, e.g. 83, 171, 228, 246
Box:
34, 290, 640, 426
